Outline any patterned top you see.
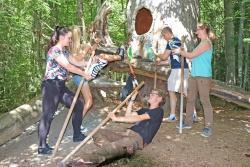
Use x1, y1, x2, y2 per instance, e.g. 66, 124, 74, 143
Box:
166, 37, 188, 69
44, 46, 69, 80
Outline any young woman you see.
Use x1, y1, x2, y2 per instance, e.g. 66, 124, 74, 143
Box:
38, 26, 92, 155
68, 26, 125, 115
173, 23, 216, 137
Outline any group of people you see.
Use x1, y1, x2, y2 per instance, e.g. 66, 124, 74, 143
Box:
156, 23, 216, 138
38, 26, 125, 154
37, 22, 216, 166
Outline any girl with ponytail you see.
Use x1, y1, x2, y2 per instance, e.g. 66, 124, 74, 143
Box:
38, 26, 92, 155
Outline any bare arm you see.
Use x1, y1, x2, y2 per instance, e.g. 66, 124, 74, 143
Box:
155, 49, 171, 61
174, 40, 212, 59
109, 112, 150, 123
125, 91, 139, 117
68, 56, 87, 68
108, 91, 150, 123
54, 55, 92, 80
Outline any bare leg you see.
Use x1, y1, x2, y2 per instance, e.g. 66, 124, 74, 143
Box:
99, 53, 121, 62
81, 84, 93, 116
169, 91, 177, 115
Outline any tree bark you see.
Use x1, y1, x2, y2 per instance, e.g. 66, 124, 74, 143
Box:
90, 1, 113, 46
244, 42, 250, 91
237, 1, 245, 87
126, 0, 199, 57
224, 0, 236, 84
77, 0, 87, 43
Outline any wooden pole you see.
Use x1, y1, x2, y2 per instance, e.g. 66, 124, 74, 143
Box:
58, 81, 144, 167
52, 53, 94, 157
154, 41, 159, 89
179, 36, 187, 134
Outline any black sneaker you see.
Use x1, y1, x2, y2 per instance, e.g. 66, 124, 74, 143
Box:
46, 144, 54, 150
38, 147, 52, 155
73, 133, 87, 142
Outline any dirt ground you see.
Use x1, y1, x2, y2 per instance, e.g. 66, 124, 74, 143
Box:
139, 97, 250, 167
0, 89, 249, 167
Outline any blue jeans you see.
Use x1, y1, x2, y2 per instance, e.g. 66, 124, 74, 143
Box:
72, 75, 88, 86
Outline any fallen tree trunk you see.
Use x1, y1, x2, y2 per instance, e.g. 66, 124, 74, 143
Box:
108, 61, 250, 109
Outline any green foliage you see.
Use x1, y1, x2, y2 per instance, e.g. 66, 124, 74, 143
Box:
243, 38, 250, 42
0, 0, 128, 113
1, 0, 249, 113
106, 0, 127, 44
200, 0, 226, 81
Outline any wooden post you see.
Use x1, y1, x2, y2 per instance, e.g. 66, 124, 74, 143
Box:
179, 36, 187, 134
154, 41, 159, 89
58, 81, 145, 167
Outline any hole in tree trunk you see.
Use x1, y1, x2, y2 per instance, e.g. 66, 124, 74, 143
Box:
135, 8, 153, 35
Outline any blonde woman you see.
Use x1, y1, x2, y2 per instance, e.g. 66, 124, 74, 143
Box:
68, 26, 124, 115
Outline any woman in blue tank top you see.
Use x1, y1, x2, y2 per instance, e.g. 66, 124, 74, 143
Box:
173, 23, 216, 137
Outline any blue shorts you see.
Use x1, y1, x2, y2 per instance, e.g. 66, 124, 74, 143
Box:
72, 75, 88, 86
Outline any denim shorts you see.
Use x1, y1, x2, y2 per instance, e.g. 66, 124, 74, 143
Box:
72, 75, 88, 86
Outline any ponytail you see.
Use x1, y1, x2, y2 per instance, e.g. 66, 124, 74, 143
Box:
46, 26, 70, 52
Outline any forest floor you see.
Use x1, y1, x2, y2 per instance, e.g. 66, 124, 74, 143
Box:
0, 85, 249, 167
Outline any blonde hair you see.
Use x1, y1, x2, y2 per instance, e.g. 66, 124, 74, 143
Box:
197, 23, 217, 41
69, 26, 82, 57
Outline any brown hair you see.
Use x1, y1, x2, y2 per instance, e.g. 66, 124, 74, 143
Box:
152, 88, 166, 106
47, 26, 70, 52
197, 23, 217, 41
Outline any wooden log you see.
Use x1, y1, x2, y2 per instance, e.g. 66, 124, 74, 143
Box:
107, 61, 250, 109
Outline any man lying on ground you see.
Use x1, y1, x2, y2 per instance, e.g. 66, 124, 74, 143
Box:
67, 88, 165, 167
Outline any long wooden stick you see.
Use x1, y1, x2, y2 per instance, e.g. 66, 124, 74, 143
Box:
58, 81, 144, 167
179, 36, 187, 134
52, 53, 94, 157
154, 41, 159, 89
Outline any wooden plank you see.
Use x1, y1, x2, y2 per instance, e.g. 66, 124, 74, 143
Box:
107, 61, 250, 109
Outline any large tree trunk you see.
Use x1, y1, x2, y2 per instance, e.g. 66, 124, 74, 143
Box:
224, 0, 236, 85
90, 1, 113, 47
76, 0, 87, 43
244, 41, 250, 91
237, 1, 245, 87
126, 0, 199, 57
